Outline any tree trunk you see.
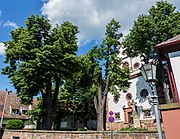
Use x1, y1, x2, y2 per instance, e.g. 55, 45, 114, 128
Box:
97, 106, 104, 131
94, 71, 110, 131
52, 78, 61, 129
42, 80, 53, 130
83, 102, 88, 128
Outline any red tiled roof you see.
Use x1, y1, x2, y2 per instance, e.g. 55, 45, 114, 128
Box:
0, 90, 36, 119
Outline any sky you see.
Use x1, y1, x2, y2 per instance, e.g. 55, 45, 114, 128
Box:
0, 0, 180, 92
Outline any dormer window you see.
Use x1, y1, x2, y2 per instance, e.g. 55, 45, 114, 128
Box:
11, 109, 19, 114
22, 110, 28, 114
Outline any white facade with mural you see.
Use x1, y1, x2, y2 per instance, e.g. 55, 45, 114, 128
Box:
107, 53, 156, 129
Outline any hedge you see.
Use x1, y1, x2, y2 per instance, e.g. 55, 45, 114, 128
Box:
6, 119, 24, 129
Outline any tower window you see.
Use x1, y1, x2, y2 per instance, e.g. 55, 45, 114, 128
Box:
113, 96, 119, 104
126, 93, 132, 101
115, 112, 121, 120
133, 62, 140, 69
140, 89, 149, 99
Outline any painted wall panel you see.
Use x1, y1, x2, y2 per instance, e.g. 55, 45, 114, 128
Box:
169, 51, 180, 100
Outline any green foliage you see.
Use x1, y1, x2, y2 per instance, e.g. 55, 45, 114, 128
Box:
89, 19, 130, 131
2, 15, 79, 104
6, 119, 24, 129
90, 19, 130, 96
55, 54, 98, 126
2, 14, 79, 129
26, 98, 44, 129
123, 1, 180, 57
120, 127, 147, 132
77, 127, 88, 131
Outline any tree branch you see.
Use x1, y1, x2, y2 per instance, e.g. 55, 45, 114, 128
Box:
94, 96, 99, 113
98, 70, 103, 106
103, 73, 110, 106
52, 78, 60, 108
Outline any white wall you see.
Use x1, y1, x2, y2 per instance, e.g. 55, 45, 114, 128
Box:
169, 51, 180, 100
108, 76, 155, 123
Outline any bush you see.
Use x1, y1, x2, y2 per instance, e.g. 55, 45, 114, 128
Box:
77, 127, 88, 131
120, 127, 147, 132
6, 119, 24, 129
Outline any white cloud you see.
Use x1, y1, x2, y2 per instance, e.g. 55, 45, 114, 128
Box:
0, 43, 6, 55
42, 0, 180, 44
3, 21, 18, 29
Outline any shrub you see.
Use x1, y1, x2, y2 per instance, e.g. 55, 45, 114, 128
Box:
6, 119, 24, 129
120, 127, 147, 132
77, 127, 88, 131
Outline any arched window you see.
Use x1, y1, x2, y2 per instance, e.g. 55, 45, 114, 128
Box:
126, 93, 132, 101
123, 61, 129, 68
140, 89, 149, 99
121, 50, 126, 56
133, 62, 140, 69
113, 96, 119, 104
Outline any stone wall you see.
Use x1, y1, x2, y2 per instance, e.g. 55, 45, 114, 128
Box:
3, 130, 161, 139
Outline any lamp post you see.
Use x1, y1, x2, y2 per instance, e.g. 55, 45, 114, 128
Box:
140, 55, 163, 139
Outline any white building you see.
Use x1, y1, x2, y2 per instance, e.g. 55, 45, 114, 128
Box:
106, 49, 157, 130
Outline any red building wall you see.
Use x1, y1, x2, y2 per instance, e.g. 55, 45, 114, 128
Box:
161, 109, 180, 139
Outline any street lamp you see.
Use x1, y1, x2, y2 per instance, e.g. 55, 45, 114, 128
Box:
140, 55, 163, 139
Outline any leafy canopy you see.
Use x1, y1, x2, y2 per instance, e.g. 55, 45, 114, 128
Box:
88, 19, 130, 97
123, 1, 180, 57
2, 15, 79, 104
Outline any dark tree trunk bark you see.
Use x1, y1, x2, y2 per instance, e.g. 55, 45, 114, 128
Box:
94, 71, 110, 131
52, 78, 61, 129
96, 105, 105, 131
41, 80, 53, 130
83, 102, 88, 128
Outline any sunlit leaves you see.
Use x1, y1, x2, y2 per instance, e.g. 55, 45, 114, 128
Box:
2, 15, 79, 104
123, 1, 180, 58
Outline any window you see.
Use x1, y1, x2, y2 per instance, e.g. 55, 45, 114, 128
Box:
140, 89, 149, 99
143, 109, 152, 118
13, 137, 20, 139
115, 112, 120, 120
113, 96, 119, 104
126, 93, 132, 101
121, 50, 126, 56
11, 109, 19, 114
22, 110, 28, 114
123, 61, 129, 68
133, 62, 140, 69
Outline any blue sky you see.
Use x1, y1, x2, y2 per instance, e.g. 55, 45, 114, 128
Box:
0, 0, 180, 92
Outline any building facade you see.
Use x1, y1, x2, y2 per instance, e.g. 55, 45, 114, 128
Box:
106, 49, 164, 131
0, 90, 36, 129
155, 34, 180, 139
